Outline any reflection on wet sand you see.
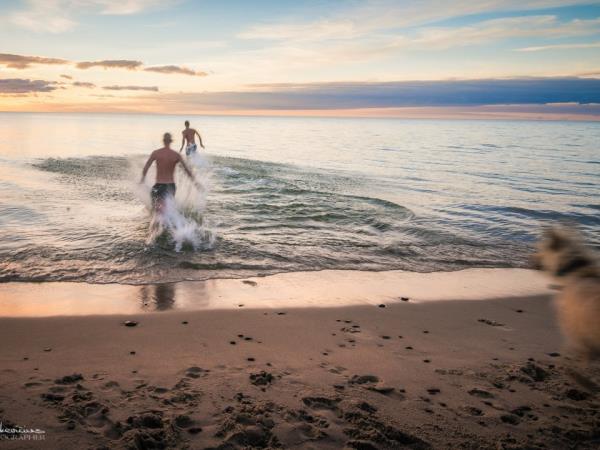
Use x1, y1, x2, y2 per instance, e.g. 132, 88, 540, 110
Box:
0, 268, 552, 317
139, 284, 176, 311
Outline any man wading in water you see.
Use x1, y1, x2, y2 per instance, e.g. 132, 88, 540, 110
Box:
179, 120, 205, 156
141, 132, 198, 213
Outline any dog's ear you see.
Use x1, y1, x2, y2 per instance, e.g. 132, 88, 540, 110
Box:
546, 228, 566, 251
546, 228, 569, 252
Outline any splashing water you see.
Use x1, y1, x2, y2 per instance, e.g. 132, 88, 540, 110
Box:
140, 152, 216, 252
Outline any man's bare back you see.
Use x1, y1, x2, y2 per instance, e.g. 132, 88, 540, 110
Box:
182, 128, 197, 145
180, 120, 204, 155
141, 133, 196, 210
148, 147, 181, 184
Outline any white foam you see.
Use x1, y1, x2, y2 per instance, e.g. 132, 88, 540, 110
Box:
137, 152, 216, 251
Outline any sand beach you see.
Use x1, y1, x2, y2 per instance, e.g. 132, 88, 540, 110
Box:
1, 269, 598, 449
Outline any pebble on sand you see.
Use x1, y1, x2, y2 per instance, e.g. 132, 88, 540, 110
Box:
124, 320, 138, 327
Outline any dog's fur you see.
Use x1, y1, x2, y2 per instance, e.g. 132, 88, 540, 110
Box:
533, 226, 600, 361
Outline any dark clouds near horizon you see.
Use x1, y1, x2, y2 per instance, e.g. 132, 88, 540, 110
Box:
169, 77, 600, 110
0, 78, 57, 94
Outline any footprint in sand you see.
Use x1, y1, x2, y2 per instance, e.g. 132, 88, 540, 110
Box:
185, 366, 209, 379
478, 318, 505, 327
349, 374, 379, 385
302, 396, 340, 412
55, 374, 84, 385
249, 371, 274, 386
468, 388, 494, 399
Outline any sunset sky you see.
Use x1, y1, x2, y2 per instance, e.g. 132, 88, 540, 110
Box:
1, 0, 600, 118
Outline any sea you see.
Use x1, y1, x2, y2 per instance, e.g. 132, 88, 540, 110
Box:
0, 112, 598, 285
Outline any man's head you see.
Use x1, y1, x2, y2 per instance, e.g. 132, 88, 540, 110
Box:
184, 120, 190, 128
163, 132, 173, 146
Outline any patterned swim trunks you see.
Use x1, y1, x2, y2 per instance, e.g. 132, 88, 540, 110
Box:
186, 143, 197, 156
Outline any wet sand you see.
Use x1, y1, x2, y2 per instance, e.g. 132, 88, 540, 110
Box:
0, 268, 551, 316
1, 279, 599, 449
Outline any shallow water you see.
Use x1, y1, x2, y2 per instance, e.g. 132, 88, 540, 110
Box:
0, 112, 598, 284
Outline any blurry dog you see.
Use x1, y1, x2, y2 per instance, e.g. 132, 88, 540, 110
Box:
533, 226, 600, 361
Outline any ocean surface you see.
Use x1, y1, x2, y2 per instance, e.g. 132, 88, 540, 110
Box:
0, 112, 598, 285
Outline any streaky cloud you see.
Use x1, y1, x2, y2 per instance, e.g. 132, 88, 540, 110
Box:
72, 81, 96, 88
515, 42, 600, 52
0, 53, 69, 69
103, 85, 158, 91
8, 0, 180, 33
0, 78, 58, 94
144, 65, 207, 76
76, 60, 143, 70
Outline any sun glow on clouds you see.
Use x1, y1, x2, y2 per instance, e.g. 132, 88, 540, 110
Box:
1, 0, 600, 118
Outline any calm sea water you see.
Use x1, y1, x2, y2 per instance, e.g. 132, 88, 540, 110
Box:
0, 112, 598, 284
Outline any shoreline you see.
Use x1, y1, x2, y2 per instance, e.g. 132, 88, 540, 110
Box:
1, 294, 599, 449
0, 268, 552, 317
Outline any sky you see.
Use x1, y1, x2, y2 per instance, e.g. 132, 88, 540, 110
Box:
1, 0, 600, 118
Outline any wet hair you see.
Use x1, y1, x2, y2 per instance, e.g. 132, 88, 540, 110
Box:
184, 120, 189, 127
163, 132, 173, 144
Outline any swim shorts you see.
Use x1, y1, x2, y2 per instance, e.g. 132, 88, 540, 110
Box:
151, 183, 176, 205
186, 143, 197, 156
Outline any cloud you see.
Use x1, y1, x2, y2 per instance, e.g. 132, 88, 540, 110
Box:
72, 81, 96, 88
103, 85, 158, 91
0, 53, 68, 69
8, 0, 179, 33
577, 70, 600, 77
515, 41, 600, 52
0, 78, 58, 94
144, 65, 207, 76
238, 0, 592, 42
92, 0, 177, 15
152, 77, 600, 110
76, 59, 143, 70
234, 10, 600, 71
0, 52, 209, 79
414, 16, 600, 50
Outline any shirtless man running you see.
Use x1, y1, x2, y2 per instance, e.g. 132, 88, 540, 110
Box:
179, 120, 205, 156
141, 132, 197, 212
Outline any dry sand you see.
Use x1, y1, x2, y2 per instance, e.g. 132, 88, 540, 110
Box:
0, 271, 599, 449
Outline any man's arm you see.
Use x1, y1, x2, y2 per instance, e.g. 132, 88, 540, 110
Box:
140, 152, 156, 183
178, 155, 202, 189
195, 130, 205, 148
178, 155, 194, 180
179, 132, 185, 153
